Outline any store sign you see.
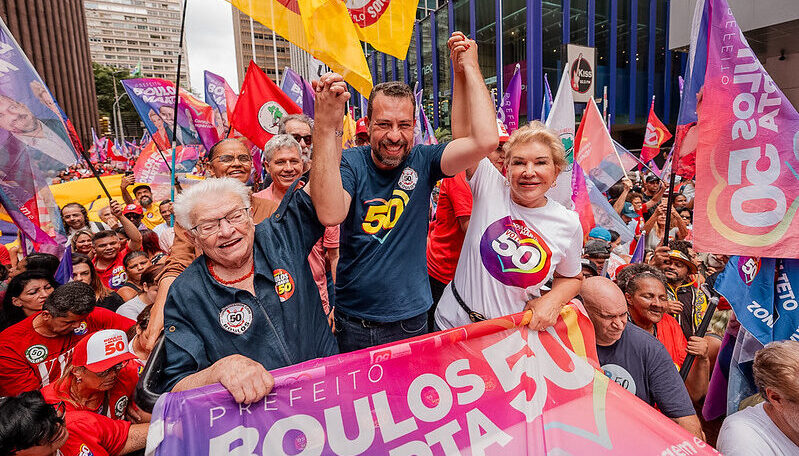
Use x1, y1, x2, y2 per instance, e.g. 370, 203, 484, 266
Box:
566, 44, 596, 103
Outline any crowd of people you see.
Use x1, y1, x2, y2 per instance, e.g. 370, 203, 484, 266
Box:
0, 32, 796, 455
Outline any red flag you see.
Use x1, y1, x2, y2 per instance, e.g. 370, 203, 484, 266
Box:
231, 61, 302, 149
673, 122, 697, 179
573, 98, 614, 172
640, 99, 672, 162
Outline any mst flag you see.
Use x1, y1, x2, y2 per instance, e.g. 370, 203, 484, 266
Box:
694, 0, 799, 258
640, 98, 672, 162
231, 61, 302, 149
226, 0, 373, 96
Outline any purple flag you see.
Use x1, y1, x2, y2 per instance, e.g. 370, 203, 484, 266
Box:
280, 67, 315, 119
204, 70, 237, 138
122, 78, 219, 153
498, 63, 522, 133
0, 16, 70, 255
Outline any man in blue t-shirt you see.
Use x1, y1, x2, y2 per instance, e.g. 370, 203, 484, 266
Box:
580, 276, 704, 439
310, 32, 499, 352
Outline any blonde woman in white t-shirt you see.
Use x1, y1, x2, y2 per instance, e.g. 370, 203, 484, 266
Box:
434, 52, 583, 331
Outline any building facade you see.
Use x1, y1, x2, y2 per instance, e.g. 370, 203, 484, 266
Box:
0, 0, 99, 146
363, 0, 798, 146
84, 0, 190, 86
231, 6, 291, 86
364, 0, 680, 146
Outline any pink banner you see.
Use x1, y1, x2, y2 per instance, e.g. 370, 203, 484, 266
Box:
694, 0, 799, 258
147, 306, 719, 455
133, 142, 201, 200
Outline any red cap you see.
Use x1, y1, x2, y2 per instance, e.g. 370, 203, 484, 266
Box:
356, 117, 368, 135
122, 203, 143, 215
71, 330, 137, 373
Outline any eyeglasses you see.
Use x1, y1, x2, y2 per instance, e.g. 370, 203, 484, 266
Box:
291, 134, 312, 145
212, 154, 252, 164
191, 207, 251, 237
97, 361, 127, 377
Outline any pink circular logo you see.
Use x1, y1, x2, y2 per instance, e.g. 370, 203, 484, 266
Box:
479, 217, 552, 288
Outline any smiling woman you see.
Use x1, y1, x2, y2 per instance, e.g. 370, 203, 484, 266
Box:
435, 122, 584, 333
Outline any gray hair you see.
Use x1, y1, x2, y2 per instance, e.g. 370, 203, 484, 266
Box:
173, 177, 250, 230
263, 134, 302, 163
278, 113, 313, 133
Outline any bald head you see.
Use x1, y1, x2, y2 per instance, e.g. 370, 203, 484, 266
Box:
581, 276, 628, 346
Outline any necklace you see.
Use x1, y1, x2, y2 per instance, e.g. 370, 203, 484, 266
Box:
207, 259, 254, 285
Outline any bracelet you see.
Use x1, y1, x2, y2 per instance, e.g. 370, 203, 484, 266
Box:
334, 130, 344, 137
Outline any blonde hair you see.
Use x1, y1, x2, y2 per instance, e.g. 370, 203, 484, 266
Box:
753, 340, 799, 401
503, 121, 567, 174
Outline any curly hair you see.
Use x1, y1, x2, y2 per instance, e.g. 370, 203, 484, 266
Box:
616, 263, 667, 295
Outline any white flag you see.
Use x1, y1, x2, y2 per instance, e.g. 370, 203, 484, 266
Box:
545, 70, 576, 207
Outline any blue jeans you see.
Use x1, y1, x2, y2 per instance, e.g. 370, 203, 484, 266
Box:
334, 310, 429, 353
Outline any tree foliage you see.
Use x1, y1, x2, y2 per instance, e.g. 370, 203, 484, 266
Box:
92, 63, 143, 139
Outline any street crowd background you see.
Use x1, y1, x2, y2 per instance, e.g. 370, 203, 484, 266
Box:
1, 0, 799, 455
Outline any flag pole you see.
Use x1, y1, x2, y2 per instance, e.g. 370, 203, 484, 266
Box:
661, 171, 677, 247
170, 0, 189, 207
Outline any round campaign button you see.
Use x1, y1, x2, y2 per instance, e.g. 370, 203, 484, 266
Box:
218, 303, 253, 335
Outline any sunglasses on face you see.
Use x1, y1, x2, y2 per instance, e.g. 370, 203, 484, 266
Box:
96, 361, 127, 377
291, 134, 312, 145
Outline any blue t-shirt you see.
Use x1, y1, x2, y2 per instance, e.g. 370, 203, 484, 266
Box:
336, 144, 447, 321
597, 323, 695, 419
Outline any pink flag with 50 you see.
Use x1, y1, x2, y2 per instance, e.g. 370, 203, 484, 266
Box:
694, 0, 799, 258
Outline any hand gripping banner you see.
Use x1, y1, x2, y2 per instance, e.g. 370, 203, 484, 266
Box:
146, 305, 719, 455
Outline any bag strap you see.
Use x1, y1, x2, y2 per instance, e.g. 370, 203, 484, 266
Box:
450, 281, 486, 323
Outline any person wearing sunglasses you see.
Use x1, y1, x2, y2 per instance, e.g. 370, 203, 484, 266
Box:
41, 329, 143, 423
0, 390, 149, 456
278, 113, 313, 172
140, 138, 280, 352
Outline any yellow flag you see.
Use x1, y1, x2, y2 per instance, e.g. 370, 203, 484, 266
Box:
226, 0, 373, 97
342, 113, 357, 148
348, 0, 418, 59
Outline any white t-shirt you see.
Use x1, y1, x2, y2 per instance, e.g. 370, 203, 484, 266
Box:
435, 159, 583, 329
116, 295, 147, 321
718, 402, 799, 456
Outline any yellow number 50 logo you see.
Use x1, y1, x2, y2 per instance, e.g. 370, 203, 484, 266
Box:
362, 190, 409, 235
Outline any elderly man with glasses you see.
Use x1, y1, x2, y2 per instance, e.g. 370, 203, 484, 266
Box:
157, 79, 348, 403
141, 138, 280, 350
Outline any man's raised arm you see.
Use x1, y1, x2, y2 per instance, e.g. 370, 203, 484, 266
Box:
309, 73, 352, 226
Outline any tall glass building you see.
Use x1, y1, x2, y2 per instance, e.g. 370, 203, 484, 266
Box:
360, 0, 683, 142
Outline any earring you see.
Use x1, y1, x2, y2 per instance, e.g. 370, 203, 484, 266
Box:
75, 377, 82, 383
551, 182, 557, 188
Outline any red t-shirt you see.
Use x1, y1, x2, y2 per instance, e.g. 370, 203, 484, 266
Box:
426, 172, 473, 283
58, 410, 130, 456
656, 313, 688, 369
0, 309, 135, 396
94, 246, 130, 290
42, 362, 139, 420
0, 244, 10, 266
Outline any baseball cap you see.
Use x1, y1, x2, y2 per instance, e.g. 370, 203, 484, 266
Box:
645, 174, 660, 183
355, 117, 368, 135
583, 240, 611, 259
72, 329, 137, 373
588, 227, 612, 242
122, 203, 143, 215
131, 183, 151, 194
621, 202, 638, 219
496, 118, 510, 143
668, 250, 698, 274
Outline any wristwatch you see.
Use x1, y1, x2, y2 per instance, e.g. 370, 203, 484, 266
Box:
334, 130, 344, 137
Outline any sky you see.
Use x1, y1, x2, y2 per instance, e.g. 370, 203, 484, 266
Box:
184, 0, 239, 94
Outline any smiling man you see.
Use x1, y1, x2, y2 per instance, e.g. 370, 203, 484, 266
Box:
142, 138, 280, 350
310, 32, 499, 352
660, 249, 708, 339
